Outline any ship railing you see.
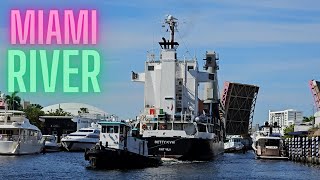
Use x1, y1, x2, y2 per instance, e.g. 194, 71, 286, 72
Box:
142, 113, 193, 122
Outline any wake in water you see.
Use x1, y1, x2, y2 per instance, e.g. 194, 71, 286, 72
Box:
161, 158, 206, 165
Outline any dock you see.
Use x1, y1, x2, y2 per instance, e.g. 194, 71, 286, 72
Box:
285, 136, 320, 164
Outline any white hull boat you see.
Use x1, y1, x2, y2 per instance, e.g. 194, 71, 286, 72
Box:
61, 123, 100, 151
252, 122, 287, 159
42, 135, 60, 152
224, 135, 244, 153
0, 110, 43, 155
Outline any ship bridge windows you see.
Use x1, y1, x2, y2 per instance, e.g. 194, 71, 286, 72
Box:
148, 66, 154, 71
209, 73, 215, 80
187, 66, 194, 71
0, 129, 14, 135
258, 139, 280, 147
102, 126, 119, 133
79, 129, 94, 133
107, 126, 119, 133
101, 126, 106, 133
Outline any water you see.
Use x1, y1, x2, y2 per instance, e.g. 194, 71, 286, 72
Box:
0, 151, 319, 180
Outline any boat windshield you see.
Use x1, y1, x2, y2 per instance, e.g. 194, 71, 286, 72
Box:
78, 130, 94, 133
265, 139, 280, 146
68, 134, 86, 137
259, 139, 280, 146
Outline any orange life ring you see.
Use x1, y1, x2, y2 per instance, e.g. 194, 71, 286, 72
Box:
142, 124, 147, 130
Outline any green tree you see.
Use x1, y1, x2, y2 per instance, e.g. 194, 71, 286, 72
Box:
284, 124, 294, 138
46, 108, 72, 116
78, 107, 89, 114
23, 104, 45, 129
30, 104, 43, 109
303, 116, 315, 123
5, 91, 22, 110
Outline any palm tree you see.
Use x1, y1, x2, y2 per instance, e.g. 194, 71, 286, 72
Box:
5, 91, 22, 110
24, 104, 45, 129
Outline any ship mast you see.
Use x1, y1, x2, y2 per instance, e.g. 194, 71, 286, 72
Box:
160, 15, 179, 50
167, 15, 176, 49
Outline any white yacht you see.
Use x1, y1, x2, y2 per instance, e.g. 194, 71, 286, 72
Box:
61, 123, 100, 151
0, 110, 43, 155
251, 122, 287, 159
42, 135, 60, 152
224, 135, 244, 153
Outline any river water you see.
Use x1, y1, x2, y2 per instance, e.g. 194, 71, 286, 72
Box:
0, 151, 319, 180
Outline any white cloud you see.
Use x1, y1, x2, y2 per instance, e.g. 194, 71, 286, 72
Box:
97, 8, 320, 53
219, 0, 320, 11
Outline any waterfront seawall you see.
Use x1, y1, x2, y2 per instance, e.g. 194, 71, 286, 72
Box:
286, 137, 320, 164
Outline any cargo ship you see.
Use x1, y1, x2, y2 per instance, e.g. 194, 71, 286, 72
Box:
131, 15, 225, 160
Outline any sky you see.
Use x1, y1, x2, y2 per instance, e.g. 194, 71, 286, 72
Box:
0, 0, 319, 126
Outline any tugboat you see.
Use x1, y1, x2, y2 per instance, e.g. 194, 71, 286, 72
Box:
252, 122, 287, 159
84, 121, 162, 169
131, 15, 225, 160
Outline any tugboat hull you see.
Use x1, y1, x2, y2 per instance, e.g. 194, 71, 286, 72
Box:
146, 137, 224, 160
85, 145, 162, 169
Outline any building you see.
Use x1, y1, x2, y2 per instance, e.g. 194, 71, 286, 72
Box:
39, 116, 76, 142
40, 103, 109, 141
23, 101, 30, 109
314, 111, 320, 128
268, 109, 303, 134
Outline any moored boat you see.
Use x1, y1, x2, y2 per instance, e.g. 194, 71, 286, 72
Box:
0, 110, 43, 155
84, 121, 162, 169
42, 135, 60, 152
61, 123, 100, 151
224, 135, 244, 153
251, 122, 287, 159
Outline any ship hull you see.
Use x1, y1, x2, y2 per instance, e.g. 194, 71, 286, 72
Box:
0, 141, 43, 155
145, 137, 224, 161
61, 141, 97, 151
85, 146, 162, 169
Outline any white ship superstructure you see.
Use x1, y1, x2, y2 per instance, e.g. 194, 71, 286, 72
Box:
132, 15, 224, 160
